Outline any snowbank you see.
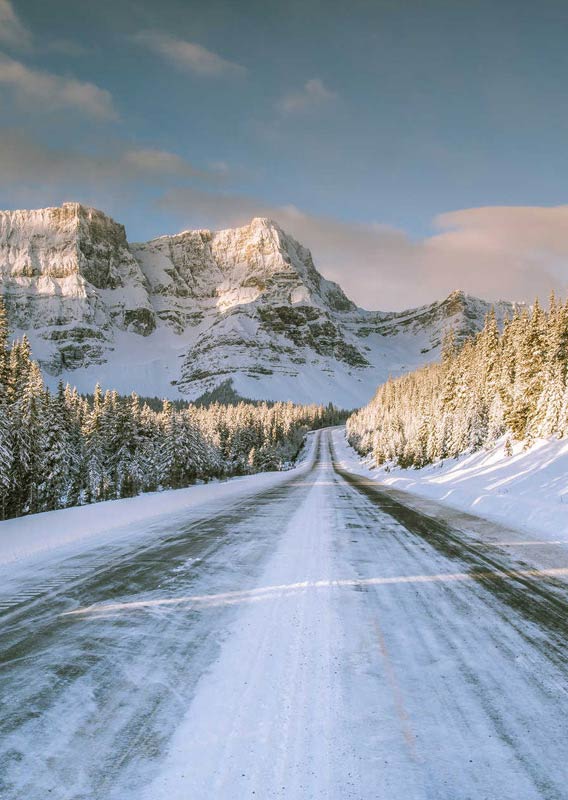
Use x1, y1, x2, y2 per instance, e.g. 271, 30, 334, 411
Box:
332, 428, 568, 543
0, 434, 317, 567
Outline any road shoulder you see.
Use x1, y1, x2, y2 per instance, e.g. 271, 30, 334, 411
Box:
330, 427, 568, 579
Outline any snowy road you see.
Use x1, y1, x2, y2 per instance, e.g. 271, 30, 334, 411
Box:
2, 429, 568, 799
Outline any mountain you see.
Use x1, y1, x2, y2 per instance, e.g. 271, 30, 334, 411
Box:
0, 202, 517, 407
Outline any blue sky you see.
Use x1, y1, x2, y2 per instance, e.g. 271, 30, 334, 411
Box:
1, 0, 568, 308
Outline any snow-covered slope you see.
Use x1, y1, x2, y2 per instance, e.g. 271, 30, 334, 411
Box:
333, 428, 568, 544
0, 203, 517, 406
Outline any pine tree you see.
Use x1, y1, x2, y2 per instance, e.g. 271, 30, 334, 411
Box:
158, 399, 177, 487
514, 300, 546, 440
347, 296, 568, 469
538, 300, 568, 437
39, 382, 75, 510
0, 386, 12, 519
83, 383, 106, 502
0, 293, 9, 392
10, 358, 45, 515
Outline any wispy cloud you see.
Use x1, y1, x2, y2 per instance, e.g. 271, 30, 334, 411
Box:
132, 30, 246, 78
0, 0, 32, 50
122, 147, 202, 177
277, 78, 337, 115
0, 1, 89, 56
0, 54, 117, 119
0, 131, 218, 192
3, 119, 564, 310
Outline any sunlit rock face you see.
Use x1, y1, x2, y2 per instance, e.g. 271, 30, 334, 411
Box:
0, 203, 517, 406
0, 203, 154, 371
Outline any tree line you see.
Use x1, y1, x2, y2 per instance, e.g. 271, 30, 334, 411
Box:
0, 298, 345, 520
347, 294, 568, 469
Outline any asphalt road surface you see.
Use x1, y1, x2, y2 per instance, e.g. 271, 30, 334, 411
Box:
1, 429, 568, 799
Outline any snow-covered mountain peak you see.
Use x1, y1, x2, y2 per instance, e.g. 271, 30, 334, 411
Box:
0, 202, 141, 288
0, 203, 518, 406
246, 215, 281, 231
134, 214, 353, 314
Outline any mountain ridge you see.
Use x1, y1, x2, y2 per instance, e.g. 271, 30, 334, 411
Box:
0, 202, 519, 406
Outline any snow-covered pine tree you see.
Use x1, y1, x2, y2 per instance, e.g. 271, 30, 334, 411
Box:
0, 294, 9, 393
0, 385, 12, 519
83, 383, 107, 502
39, 382, 75, 510
10, 357, 45, 515
537, 296, 568, 437
512, 300, 546, 441
347, 293, 568, 470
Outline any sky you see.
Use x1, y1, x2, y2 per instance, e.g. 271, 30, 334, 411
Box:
1, 0, 568, 309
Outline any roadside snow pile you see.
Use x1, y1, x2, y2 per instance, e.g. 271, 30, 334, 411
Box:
0, 434, 317, 567
332, 428, 568, 541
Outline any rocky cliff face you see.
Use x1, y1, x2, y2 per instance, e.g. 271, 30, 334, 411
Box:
0, 204, 517, 406
0, 203, 154, 372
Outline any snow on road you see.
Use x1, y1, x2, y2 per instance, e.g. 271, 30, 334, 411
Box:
2, 429, 568, 799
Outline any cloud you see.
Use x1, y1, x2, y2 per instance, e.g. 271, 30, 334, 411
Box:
277, 78, 337, 115
159, 187, 568, 310
0, 2, 88, 56
132, 30, 246, 78
2, 129, 564, 310
0, 54, 117, 119
0, 131, 212, 191
121, 147, 203, 177
0, 0, 32, 50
